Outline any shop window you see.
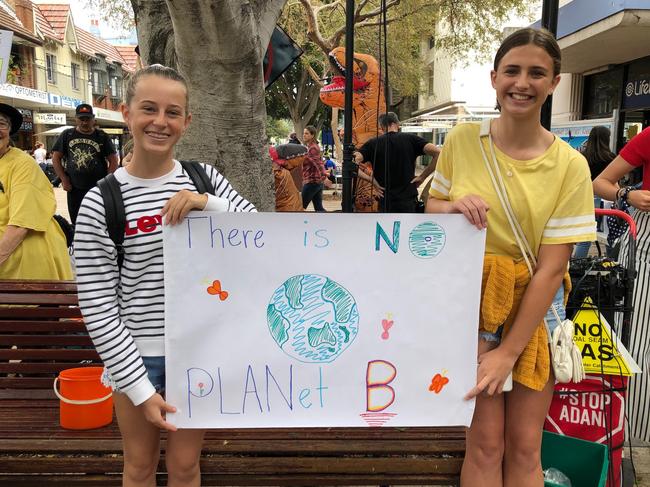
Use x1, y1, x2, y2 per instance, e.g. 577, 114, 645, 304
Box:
582, 67, 623, 119
71, 63, 80, 90
110, 76, 122, 98
46, 53, 57, 84
428, 64, 435, 96
92, 70, 104, 94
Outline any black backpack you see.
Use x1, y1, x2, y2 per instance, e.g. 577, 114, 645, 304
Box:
97, 161, 215, 270
53, 214, 74, 248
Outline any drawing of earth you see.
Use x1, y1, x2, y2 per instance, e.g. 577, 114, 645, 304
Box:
267, 274, 360, 363
408, 221, 446, 258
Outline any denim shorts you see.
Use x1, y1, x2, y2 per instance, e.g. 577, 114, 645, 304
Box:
101, 356, 166, 395
479, 284, 565, 344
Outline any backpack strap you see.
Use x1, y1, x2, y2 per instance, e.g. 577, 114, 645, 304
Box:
180, 160, 215, 195
97, 174, 126, 271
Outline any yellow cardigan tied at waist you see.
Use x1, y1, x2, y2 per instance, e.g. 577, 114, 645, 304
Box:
479, 254, 571, 391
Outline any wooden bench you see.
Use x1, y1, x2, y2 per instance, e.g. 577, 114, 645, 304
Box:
0, 279, 465, 486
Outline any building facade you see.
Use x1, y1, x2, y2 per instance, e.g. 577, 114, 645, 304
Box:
539, 0, 650, 151
401, 34, 499, 146
0, 0, 136, 151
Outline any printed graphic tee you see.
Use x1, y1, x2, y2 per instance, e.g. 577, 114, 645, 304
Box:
53, 128, 116, 190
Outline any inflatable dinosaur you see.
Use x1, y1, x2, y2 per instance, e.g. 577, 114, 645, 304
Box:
320, 47, 386, 148
320, 48, 384, 211
270, 144, 308, 212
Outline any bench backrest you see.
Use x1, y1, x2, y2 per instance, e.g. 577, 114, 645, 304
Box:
0, 280, 100, 397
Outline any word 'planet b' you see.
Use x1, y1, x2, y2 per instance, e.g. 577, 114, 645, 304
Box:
267, 274, 359, 363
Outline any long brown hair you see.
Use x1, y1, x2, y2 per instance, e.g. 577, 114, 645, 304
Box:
494, 28, 561, 76
581, 126, 615, 166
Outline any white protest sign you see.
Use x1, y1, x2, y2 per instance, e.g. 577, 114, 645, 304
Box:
164, 213, 485, 429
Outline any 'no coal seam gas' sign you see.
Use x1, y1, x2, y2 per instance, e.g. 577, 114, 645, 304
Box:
572, 297, 640, 376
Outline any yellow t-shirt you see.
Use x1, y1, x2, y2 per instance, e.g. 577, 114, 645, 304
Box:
0, 147, 72, 279
429, 122, 596, 258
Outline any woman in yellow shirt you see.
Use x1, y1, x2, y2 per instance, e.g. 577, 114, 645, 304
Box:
0, 103, 72, 280
427, 29, 595, 486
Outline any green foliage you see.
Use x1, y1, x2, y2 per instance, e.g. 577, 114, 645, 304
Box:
82, 0, 134, 31
281, 0, 535, 98
266, 117, 292, 142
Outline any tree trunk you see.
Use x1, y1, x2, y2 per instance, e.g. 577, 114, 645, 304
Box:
131, 0, 176, 66
275, 67, 321, 143
133, 0, 286, 211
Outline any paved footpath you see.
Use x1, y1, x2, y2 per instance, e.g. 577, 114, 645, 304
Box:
55, 186, 650, 487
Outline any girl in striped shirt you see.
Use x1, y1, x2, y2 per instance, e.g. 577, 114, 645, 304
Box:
74, 64, 255, 486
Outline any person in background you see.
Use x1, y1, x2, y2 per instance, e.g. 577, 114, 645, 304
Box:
355, 112, 440, 213
301, 125, 327, 212
33, 142, 46, 165
573, 126, 616, 258
288, 132, 301, 144
324, 152, 337, 186
271, 143, 306, 212
0, 103, 72, 279
51, 104, 119, 224
427, 28, 595, 485
593, 126, 650, 444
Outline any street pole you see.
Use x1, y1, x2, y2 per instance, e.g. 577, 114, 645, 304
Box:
540, 0, 559, 130
342, 0, 355, 213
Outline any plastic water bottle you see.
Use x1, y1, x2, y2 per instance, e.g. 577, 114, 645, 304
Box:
543, 467, 572, 486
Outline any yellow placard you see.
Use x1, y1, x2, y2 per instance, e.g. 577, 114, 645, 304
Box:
571, 297, 640, 376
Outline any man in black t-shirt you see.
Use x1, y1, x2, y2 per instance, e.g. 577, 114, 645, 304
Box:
355, 112, 440, 212
52, 104, 118, 224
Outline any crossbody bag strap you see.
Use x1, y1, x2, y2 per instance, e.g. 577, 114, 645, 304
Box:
478, 120, 564, 325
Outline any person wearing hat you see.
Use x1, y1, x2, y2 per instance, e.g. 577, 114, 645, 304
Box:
0, 103, 73, 279
51, 103, 118, 224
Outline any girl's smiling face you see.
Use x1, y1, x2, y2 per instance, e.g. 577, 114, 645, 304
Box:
121, 74, 191, 157
491, 44, 560, 119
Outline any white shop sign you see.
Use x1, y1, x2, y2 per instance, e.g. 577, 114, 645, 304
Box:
34, 113, 66, 125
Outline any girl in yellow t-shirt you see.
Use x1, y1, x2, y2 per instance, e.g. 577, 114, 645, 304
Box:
427, 29, 595, 486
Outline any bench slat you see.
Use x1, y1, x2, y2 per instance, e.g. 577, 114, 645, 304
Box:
0, 473, 459, 487
0, 349, 99, 360
0, 280, 77, 293
0, 293, 79, 305
0, 363, 98, 374
0, 308, 82, 319
0, 321, 87, 332
0, 335, 93, 346
0, 456, 463, 475
0, 438, 465, 454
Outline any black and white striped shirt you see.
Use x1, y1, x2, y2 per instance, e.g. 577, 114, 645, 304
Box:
74, 161, 255, 405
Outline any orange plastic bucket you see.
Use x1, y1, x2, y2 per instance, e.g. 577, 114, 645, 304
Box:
54, 366, 113, 430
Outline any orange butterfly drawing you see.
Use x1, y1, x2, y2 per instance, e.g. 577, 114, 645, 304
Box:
206, 280, 229, 301
428, 372, 450, 394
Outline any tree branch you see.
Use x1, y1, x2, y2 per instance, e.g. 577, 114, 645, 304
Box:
356, 4, 434, 28
298, 0, 333, 54
355, 0, 400, 23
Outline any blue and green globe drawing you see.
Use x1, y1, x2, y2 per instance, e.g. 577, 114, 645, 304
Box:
267, 274, 359, 363
409, 221, 446, 258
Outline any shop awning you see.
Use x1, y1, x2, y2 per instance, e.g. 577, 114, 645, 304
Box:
33, 125, 124, 136
33, 125, 73, 136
